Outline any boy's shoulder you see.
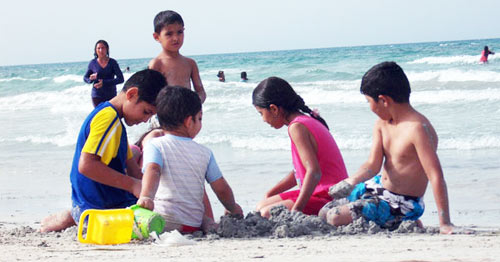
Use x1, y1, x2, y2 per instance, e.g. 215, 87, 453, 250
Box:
87, 102, 118, 123
377, 110, 437, 145
148, 54, 195, 72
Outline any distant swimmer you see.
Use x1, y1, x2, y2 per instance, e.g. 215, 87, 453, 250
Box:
217, 70, 225, 82
240, 71, 248, 82
480, 46, 495, 63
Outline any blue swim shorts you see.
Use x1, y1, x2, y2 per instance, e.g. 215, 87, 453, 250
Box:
347, 175, 425, 230
70, 204, 84, 225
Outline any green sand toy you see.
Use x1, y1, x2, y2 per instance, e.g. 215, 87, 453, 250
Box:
129, 204, 165, 239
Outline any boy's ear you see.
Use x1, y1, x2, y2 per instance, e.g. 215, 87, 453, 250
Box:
125, 87, 139, 101
183, 115, 193, 128
378, 95, 392, 106
153, 32, 159, 41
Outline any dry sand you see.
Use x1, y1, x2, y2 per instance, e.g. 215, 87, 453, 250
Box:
1, 225, 499, 262
1, 207, 499, 262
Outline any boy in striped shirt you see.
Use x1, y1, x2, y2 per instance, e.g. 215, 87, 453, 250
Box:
137, 86, 242, 233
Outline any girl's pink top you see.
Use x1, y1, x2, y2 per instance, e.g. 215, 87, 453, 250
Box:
289, 115, 348, 196
480, 50, 488, 62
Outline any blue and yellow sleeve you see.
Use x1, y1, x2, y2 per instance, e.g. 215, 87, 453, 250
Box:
82, 107, 123, 165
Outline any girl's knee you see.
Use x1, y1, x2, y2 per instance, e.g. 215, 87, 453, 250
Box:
325, 206, 352, 226
259, 206, 271, 218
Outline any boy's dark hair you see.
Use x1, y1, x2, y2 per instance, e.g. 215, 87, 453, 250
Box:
122, 69, 167, 106
93, 40, 109, 59
360, 61, 411, 103
156, 86, 202, 130
154, 10, 184, 33
253, 76, 329, 130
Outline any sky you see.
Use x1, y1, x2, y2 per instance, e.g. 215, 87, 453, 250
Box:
1, 0, 500, 66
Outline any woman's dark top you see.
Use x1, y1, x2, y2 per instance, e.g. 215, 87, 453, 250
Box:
83, 58, 124, 100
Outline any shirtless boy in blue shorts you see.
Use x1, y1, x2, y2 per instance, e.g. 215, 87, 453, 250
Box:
319, 62, 454, 234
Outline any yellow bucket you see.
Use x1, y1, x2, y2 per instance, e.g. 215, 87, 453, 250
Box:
77, 208, 134, 245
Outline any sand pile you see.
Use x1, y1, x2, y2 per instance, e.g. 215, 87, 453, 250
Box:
213, 205, 431, 239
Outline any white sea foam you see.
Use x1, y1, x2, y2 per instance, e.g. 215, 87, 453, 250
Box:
53, 74, 83, 83
440, 135, 500, 150
407, 69, 500, 82
408, 54, 500, 65
14, 118, 80, 147
195, 133, 500, 151
196, 134, 290, 151
411, 88, 500, 104
0, 76, 50, 82
0, 85, 94, 112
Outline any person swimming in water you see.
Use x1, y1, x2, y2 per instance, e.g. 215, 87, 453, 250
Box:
480, 46, 495, 63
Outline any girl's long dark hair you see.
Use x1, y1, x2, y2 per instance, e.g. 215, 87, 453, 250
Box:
252, 76, 329, 129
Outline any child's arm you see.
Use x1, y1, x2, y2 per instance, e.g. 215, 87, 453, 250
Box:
265, 170, 296, 198
125, 156, 143, 179
210, 177, 243, 216
189, 59, 206, 103
347, 122, 384, 185
137, 163, 161, 211
413, 124, 453, 234
136, 140, 164, 210
288, 122, 321, 212
78, 152, 141, 197
329, 122, 384, 199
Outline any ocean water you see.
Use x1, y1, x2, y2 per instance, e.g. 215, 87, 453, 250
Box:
1, 38, 499, 229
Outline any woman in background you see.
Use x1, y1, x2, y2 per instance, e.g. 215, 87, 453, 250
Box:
84, 40, 124, 107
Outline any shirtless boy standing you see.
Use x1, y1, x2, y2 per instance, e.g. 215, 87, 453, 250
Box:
149, 10, 206, 103
319, 61, 454, 234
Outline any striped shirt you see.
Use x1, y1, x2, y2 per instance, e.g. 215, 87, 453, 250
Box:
142, 134, 222, 227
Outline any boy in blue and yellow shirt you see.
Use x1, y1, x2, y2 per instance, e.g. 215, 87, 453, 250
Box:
41, 69, 166, 232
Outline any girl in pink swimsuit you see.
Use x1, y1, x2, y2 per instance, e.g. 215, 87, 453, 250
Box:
480, 46, 495, 63
253, 77, 348, 217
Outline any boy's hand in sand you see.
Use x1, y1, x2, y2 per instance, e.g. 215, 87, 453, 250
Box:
225, 203, 243, 218
201, 216, 218, 233
137, 196, 155, 211
328, 180, 354, 199
93, 79, 103, 89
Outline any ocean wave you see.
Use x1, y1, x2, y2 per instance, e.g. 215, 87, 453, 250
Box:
195, 133, 500, 151
53, 74, 83, 83
196, 135, 290, 151
440, 135, 500, 150
412, 88, 500, 104
0, 85, 92, 112
14, 119, 80, 147
407, 54, 500, 65
407, 69, 500, 82
0, 76, 51, 82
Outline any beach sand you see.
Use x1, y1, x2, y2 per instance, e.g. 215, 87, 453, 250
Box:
2, 206, 499, 262
1, 224, 499, 262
